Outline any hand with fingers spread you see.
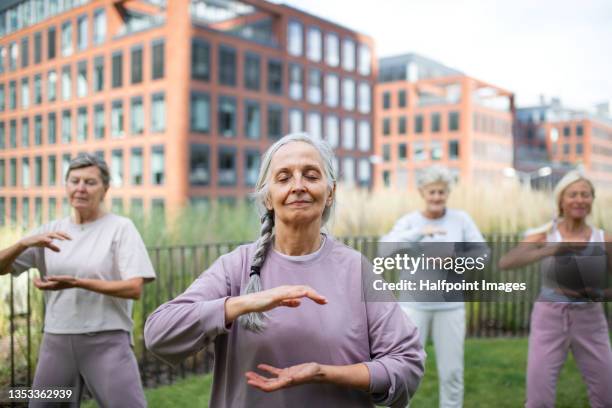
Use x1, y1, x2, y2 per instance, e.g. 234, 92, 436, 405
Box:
19, 231, 72, 253
33, 275, 78, 291
225, 285, 327, 324
245, 363, 323, 392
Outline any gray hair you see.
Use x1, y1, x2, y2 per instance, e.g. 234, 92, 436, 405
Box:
65, 153, 111, 189
239, 133, 337, 332
417, 165, 453, 189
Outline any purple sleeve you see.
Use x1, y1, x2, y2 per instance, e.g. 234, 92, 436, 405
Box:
144, 254, 238, 366
363, 301, 425, 406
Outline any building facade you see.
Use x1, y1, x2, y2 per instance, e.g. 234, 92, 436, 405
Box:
374, 53, 514, 189
515, 99, 612, 187
0, 0, 375, 227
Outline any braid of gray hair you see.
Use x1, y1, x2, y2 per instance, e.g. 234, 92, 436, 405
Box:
238, 210, 275, 332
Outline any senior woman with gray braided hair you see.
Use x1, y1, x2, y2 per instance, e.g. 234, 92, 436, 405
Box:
144, 133, 425, 407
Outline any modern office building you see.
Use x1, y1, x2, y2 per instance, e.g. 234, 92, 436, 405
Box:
373, 53, 514, 189
0, 0, 376, 227
515, 98, 612, 187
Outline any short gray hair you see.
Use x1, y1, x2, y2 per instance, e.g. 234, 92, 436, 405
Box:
239, 133, 337, 333
417, 165, 453, 189
65, 153, 111, 189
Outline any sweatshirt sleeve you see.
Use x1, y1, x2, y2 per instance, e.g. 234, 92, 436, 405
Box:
379, 214, 424, 243
363, 300, 425, 407
11, 226, 46, 277
144, 253, 238, 366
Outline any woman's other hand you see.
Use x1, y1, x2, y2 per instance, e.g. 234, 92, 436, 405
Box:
245, 362, 323, 392
33, 275, 77, 291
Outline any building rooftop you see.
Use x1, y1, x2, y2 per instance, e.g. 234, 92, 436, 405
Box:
378, 52, 463, 82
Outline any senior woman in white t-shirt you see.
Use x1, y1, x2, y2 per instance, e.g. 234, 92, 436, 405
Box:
380, 166, 487, 408
0, 153, 156, 407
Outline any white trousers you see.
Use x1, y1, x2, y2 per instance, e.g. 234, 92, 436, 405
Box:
403, 307, 465, 408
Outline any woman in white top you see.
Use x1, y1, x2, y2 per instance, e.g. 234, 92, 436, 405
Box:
380, 166, 486, 408
0, 154, 156, 407
499, 171, 612, 407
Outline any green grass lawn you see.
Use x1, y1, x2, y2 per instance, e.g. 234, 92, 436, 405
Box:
83, 338, 590, 408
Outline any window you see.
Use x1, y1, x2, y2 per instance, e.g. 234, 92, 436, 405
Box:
151, 93, 166, 133
383, 118, 391, 136
0, 160, 4, 187
131, 46, 143, 84
289, 109, 304, 133
342, 158, 355, 185
342, 38, 355, 71
130, 147, 143, 185
152, 199, 165, 218
358, 44, 371, 76
307, 27, 322, 62
190, 92, 210, 133
77, 15, 87, 50
289, 64, 303, 100
34, 32, 42, 63
21, 118, 30, 147
382, 144, 391, 162
9, 42, 18, 71
93, 56, 104, 91
325, 33, 339, 67
48, 113, 57, 144
22, 158, 31, 187
48, 197, 57, 220
218, 96, 236, 137
431, 113, 441, 132
21, 37, 29, 68
111, 149, 123, 187
77, 106, 87, 142
111, 198, 124, 214
130, 199, 144, 217
218, 147, 237, 186
61, 21, 73, 56
22, 197, 30, 227
0, 84, 4, 112
219, 46, 236, 86
34, 197, 43, 225
34, 74, 42, 104
61, 110, 72, 143
414, 141, 425, 161
358, 120, 371, 151
62, 154, 71, 185
94, 104, 105, 139
189, 144, 210, 186
563, 126, 570, 137
449, 111, 459, 131
449, 140, 459, 159
34, 115, 42, 145
563, 143, 570, 154
398, 117, 407, 134
307, 112, 322, 140
244, 53, 260, 90
245, 150, 260, 187
342, 118, 355, 150
0, 122, 4, 149
325, 74, 339, 107
93, 9, 106, 45
111, 100, 124, 137
267, 105, 283, 139
383, 92, 391, 109
34, 156, 42, 186
398, 90, 407, 108
47, 70, 57, 101
21, 78, 30, 108
267, 60, 283, 95
10, 120, 17, 148
287, 21, 303, 56
151, 39, 165, 80
9, 81, 16, 110
61, 65, 71, 100
358, 158, 371, 186
10, 158, 17, 186
112, 52, 123, 88
48, 155, 57, 186
576, 124, 584, 137
415, 114, 423, 133
244, 101, 261, 139
576, 143, 583, 154
77, 61, 87, 97
307, 69, 322, 104
152, 146, 165, 185
358, 82, 371, 114
47, 27, 56, 59
10, 197, 17, 225
342, 78, 355, 111
192, 39, 210, 81
326, 115, 339, 148
130, 97, 144, 135
431, 140, 442, 160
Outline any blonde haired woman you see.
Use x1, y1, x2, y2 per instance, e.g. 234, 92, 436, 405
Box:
500, 171, 612, 408
145, 134, 425, 407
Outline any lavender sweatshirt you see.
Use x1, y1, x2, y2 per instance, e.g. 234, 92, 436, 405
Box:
144, 236, 425, 407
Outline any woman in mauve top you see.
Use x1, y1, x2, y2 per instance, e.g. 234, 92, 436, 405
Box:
145, 133, 425, 407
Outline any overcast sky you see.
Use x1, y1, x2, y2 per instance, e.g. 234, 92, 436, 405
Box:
273, 0, 612, 111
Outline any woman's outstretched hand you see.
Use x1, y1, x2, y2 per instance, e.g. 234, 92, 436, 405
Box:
245, 363, 323, 392
225, 285, 327, 324
33, 275, 77, 291
19, 232, 72, 252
